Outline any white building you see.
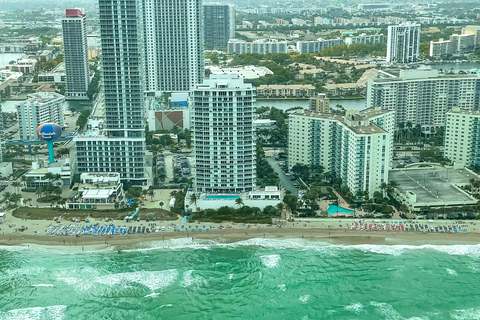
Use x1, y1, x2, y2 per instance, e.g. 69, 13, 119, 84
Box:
62, 9, 90, 100
16, 92, 65, 140
227, 39, 288, 55
444, 108, 480, 167
67, 172, 125, 210
25, 158, 72, 188
296, 38, 344, 54
345, 33, 385, 46
74, 0, 148, 185
142, 0, 204, 94
288, 108, 394, 196
192, 75, 256, 193
386, 23, 420, 63
429, 38, 454, 58
366, 69, 480, 133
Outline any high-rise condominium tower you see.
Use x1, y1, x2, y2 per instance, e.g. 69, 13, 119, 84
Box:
74, 0, 147, 183
192, 75, 256, 193
62, 9, 90, 100
386, 23, 420, 63
143, 0, 204, 94
204, 3, 235, 50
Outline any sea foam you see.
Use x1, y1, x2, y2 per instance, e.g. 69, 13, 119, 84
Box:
57, 269, 178, 292
124, 238, 480, 259
0, 305, 67, 320
451, 307, 480, 320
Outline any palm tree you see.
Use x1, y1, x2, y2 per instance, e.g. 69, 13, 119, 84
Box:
3, 191, 11, 205
159, 201, 164, 209
147, 189, 155, 201
11, 181, 21, 194
235, 197, 244, 208
9, 193, 21, 207
35, 187, 43, 199
25, 198, 32, 206
188, 193, 197, 208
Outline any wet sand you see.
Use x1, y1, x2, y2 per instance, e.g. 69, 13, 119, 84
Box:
1, 221, 480, 253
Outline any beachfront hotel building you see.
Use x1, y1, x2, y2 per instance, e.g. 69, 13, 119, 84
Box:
142, 0, 204, 94
444, 108, 480, 167
204, 3, 235, 50
386, 23, 420, 63
62, 9, 90, 100
191, 74, 256, 193
366, 69, 480, 133
74, 0, 148, 185
16, 92, 65, 140
288, 108, 394, 196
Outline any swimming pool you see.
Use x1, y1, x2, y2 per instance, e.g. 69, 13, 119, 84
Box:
327, 205, 355, 215
205, 195, 240, 200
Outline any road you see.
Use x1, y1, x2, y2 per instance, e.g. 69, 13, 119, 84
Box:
267, 157, 298, 195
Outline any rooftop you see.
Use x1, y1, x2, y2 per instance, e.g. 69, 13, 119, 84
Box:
292, 108, 389, 135
448, 107, 480, 117
389, 166, 479, 205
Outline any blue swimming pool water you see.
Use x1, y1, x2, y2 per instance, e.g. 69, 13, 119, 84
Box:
327, 205, 355, 215
205, 195, 240, 200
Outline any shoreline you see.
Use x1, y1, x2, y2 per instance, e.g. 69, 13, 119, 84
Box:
2, 212, 480, 252
1, 227, 480, 253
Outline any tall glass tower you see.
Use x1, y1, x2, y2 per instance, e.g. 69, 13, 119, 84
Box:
74, 0, 148, 184
143, 0, 204, 94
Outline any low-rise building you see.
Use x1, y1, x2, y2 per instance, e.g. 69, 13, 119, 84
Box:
25, 158, 72, 188
296, 38, 344, 54
0, 162, 13, 178
227, 39, 288, 55
390, 165, 479, 212
67, 172, 125, 210
256, 84, 315, 97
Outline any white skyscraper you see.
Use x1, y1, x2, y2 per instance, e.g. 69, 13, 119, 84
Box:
288, 108, 394, 196
386, 23, 421, 63
192, 75, 256, 193
74, 0, 148, 184
62, 9, 90, 100
143, 0, 204, 94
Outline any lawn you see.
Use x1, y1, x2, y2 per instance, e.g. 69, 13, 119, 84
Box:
12, 206, 178, 221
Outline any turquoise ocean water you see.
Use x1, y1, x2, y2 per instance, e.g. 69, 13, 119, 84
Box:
1, 238, 480, 320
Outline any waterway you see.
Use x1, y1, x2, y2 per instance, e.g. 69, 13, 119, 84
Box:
416, 61, 480, 72
0, 52, 26, 69
0, 99, 92, 113
254, 98, 366, 111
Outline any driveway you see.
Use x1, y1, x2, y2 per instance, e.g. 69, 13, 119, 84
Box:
267, 158, 297, 195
